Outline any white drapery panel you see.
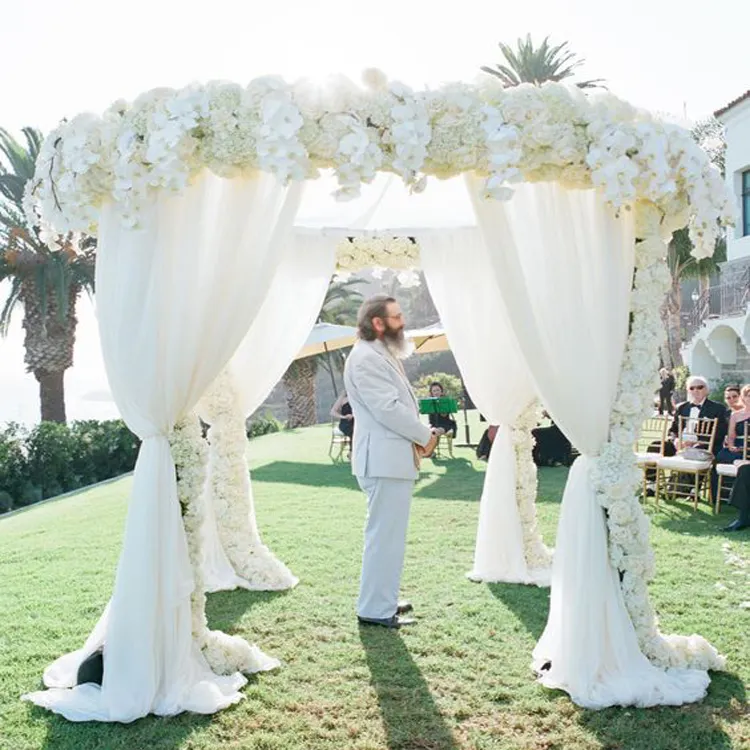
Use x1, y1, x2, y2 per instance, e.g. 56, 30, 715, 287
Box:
467, 177, 710, 708
23, 171, 303, 722
229, 232, 338, 417
419, 231, 546, 585
199, 232, 337, 592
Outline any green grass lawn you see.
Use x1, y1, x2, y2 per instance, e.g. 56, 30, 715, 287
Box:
0, 421, 748, 750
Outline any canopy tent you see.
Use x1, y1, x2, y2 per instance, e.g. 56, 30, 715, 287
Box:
20, 76, 732, 723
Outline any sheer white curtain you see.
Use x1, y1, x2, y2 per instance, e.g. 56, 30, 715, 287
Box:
23, 171, 303, 722
467, 177, 710, 708
200, 231, 337, 592
420, 230, 546, 585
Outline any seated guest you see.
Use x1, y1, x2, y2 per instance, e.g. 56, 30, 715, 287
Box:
722, 462, 750, 531
668, 376, 728, 453
716, 384, 750, 466
476, 424, 498, 461
724, 384, 743, 416
532, 420, 572, 466
427, 382, 457, 438
330, 392, 354, 439
667, 375, 728, 500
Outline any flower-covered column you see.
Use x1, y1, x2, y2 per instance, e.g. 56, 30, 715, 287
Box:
512, 402, 553, 574
170, 414, 279, 675
593, 202, 725, 670
199, 371, 299, 591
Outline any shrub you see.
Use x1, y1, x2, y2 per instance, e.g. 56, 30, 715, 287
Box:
414, 372, 464, 403
247, 412, 283, 439
673, 365, 690, 392
0, 419, 140, 512
0, 423, 28, 507
69, 420, 140, 485
25, 422, 80, 499
0, 491, 14, 513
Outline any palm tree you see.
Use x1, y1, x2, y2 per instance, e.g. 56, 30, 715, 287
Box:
662, 230, 726, 368
661, 117, 727, 368
482, 35, 604, 89
283, 277, 363, 428
0, 128, 96, 423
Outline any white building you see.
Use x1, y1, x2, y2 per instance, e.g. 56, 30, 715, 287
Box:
721, 92, 750, 261
682, 90, 750, 384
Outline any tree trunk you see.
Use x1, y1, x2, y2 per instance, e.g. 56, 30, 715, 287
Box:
283, 358, 318, 428
36, 369, 67, 423
21, 280, 80, 424
662, 280, 683, 368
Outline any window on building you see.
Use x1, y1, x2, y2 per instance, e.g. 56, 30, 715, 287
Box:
743, 170, 750, 237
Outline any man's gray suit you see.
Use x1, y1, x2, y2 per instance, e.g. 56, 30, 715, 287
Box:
344, 338, 432, 620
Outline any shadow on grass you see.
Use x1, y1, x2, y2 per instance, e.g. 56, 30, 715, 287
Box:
206, 588, 291, 632
251, 461, 358, 490
415, 458, 483, 502
487, 582, 550, 641
35, 704, 211, 750
579, 669, 747, 750
359, 627, 459, 750
34, 592, 289, 750
490, 578, 746, 750
648, 500, 749, 539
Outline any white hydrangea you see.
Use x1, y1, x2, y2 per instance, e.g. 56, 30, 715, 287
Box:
512, 401, 553, 573
198, 370, 299, 590
335, 235, 420, 274
27, 75, 734, 248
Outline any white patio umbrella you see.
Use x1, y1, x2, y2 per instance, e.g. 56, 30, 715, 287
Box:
406, 324, 449, 353
294, 322, 358, 398
295, 323, 358, 359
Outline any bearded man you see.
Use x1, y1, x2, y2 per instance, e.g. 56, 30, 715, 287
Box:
344, 295, 438, 628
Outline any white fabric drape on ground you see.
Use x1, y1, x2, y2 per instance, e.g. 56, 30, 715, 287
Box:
420, 231, 547, 585
200, 232, 337, 592
467, 177, 710, 708
23, 171, 303, 722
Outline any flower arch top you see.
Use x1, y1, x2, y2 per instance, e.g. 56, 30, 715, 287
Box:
26, 71, 734, 258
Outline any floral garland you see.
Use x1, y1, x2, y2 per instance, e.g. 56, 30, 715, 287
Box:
335, 236, 420, 287
27, 74, 733, 259
592, 202, 725, 671
512, 401, 553, 574
169, 414, 280, 676
199, 370, 299, 590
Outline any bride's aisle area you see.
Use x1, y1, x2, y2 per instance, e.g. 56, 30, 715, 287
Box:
1, 421, 747, 750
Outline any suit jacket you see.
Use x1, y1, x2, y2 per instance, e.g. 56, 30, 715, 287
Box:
669, 398, 727, 454
344, 339, 432, 480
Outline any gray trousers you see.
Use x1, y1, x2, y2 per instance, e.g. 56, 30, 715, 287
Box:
356, 476, 415, 620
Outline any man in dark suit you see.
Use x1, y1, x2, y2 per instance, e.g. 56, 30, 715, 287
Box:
668, 376, 728, 449
668, 376, 728, 500
723, 463, 750, 531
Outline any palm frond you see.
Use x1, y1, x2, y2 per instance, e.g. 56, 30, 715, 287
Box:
0, 276, 23, 335
0, 128, 37, 185
482, 34, 605, 90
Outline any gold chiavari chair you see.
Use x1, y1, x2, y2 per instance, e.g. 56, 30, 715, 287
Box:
634, 416, 670, 500
715, 419, 750, 513
654, 416, 718, 510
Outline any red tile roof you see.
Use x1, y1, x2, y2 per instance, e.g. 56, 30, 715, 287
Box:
715, 90, 750, 118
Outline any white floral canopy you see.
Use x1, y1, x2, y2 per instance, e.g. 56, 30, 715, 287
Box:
21, 72, 735, 723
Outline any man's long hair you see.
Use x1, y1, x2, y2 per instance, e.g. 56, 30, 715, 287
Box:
357, 294, 396, 341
